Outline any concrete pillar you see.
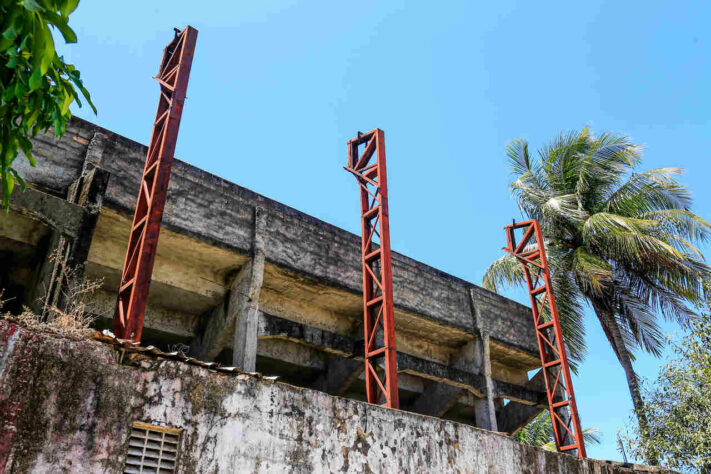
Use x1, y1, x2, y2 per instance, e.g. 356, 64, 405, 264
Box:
29, 132, 108, 315
190, 207, 266, 371
470, 288, 498, 432
231, 207, 266, 371
472, 334, 498, 431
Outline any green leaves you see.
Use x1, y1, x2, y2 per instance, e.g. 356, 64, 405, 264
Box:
621, 314, 711, 471
19, 0, 45, 12
32, 14, 55, 74
43, 11, 77, 43
0, 0, 94, 209
59, 0, 80, 17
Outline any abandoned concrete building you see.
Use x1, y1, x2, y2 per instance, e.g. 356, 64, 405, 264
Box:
0, 117, 669, 472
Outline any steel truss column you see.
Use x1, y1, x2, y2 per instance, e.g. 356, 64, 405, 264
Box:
504, 219, 586, 457
113, 26, 198, 341
345, 129, 399, 409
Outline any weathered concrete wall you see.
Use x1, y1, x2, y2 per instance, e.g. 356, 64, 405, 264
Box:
0, 321, 670, 474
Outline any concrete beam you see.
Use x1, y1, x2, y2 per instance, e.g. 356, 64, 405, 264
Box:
9, 186, 85, 239
258, 311, 355, 356
190, 208, 267, 370
407, 338, 481, 418
496, 370, 547, 435
311, 357, 363, 395
409, 383, 464, 417
256, 312, 546, 408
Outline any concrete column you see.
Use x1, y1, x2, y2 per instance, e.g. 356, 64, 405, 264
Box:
231, 207, 266, 371
190, 207, 266, 371
28, 133, 108, 315
472, 333, 498, 431
470, 288, 498, 432
34, 132, 109, 312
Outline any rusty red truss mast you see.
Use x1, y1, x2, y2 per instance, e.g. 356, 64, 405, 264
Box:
113, 26, 198, 341
504, 219, 586, 457
345, 129, 399, 409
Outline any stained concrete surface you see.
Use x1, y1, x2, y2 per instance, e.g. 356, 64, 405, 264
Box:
0, 321, 673, 473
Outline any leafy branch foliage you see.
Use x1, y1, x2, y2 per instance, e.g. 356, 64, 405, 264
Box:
0, 0, 94, 208
621, 313, 711, 473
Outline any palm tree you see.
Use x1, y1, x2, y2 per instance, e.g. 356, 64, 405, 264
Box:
515, 411, 601, 452
483, 129, 711, 463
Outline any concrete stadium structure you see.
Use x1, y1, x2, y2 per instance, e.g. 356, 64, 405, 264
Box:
0, 117, 673, 472
2, 117, 550, 434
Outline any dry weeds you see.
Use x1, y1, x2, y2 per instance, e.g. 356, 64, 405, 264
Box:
1, 250, 103, 339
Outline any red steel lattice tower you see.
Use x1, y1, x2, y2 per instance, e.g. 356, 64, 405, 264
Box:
113, 26, 198, 341
504, 219, 586, 457
345, 129, 399, 409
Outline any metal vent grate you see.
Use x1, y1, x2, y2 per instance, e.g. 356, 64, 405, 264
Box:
124, 422, 181, 473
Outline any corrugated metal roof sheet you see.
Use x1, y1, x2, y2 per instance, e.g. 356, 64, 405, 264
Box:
93, 330, 278, 381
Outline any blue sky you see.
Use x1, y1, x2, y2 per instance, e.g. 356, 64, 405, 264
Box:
58, 0, 710, 462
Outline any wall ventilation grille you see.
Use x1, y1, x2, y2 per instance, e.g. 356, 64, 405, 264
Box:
124, 422, 181, 473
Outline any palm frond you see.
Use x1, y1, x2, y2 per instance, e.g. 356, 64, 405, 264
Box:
515, 411, 601, 451
576, 134, 641, 211
606, 168, 692, 216
507, 138, 534, 177
572, 247, 613, 297
582, 213, 685, 263
614, 288, 666, 357
541, 194, 588, 224
482, 253, 527, 293
542, 128, 592, 195
551, 270, 588, 369
640, 209, 711, 245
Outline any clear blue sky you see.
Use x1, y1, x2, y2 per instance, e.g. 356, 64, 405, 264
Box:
58, 0, 710, 462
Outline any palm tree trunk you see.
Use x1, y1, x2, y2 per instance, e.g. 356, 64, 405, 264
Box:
590, 298, 658, 465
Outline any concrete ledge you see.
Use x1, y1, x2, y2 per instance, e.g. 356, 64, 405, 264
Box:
0, 320, 670, 473
8, 186, 86, 238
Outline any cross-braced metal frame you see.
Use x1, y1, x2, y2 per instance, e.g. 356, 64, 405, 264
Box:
113, 26, 198, 341
504, 219, 586, 457
345, 129, 399, 409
